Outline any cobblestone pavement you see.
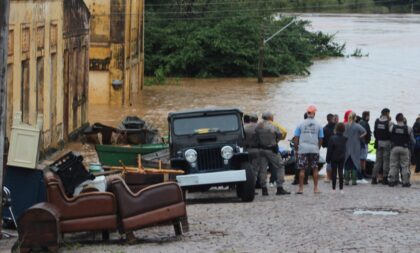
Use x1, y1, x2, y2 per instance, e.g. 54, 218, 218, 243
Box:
3, 174, 420, 253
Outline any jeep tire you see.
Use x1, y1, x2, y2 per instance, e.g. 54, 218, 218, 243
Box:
236, 162, 255, 202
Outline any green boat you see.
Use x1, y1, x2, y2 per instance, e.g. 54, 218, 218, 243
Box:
95, 143, 169, 166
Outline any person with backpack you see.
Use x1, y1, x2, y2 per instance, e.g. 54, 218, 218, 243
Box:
388, 113, 415, 187
413, 115, 420, 173
322, 114, 336, 183
326, 123, 347, 192
372, 108, 392, 185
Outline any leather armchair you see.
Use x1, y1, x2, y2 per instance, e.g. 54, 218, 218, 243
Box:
110, 177, 188, 240
44, 172, 118, 236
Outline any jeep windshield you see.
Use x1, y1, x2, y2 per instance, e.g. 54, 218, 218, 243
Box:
173, 114, 240, 136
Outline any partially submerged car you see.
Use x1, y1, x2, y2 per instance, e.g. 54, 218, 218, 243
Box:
168, 108, 255, 202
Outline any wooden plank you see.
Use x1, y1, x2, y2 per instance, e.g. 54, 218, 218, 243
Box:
0, 0, 10, 236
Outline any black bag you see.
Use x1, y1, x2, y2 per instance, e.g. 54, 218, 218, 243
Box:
49, 152, 95, 197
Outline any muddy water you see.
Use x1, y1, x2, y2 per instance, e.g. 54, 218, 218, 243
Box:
89, 14, 420, 139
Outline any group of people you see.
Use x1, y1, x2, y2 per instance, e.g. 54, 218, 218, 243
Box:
243, 105, 420, 195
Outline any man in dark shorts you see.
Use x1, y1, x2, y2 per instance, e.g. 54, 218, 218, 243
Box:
294, 105, 324, 194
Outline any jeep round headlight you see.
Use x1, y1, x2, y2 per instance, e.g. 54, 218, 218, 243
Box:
185, 149, 198, 163
221, 146, 234, 160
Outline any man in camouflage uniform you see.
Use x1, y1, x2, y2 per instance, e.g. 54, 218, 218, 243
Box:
255, 112, 290, 195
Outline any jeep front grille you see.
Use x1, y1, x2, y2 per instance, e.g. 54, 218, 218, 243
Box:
197, 148, 224, 171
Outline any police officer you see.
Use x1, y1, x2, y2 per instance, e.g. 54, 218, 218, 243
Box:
244, 114, 263, 194
255, 112, 290, 195
372, 108, 392, 185
388, 113, 415, 187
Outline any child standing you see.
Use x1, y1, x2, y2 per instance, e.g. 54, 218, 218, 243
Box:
326, 123, 347, 192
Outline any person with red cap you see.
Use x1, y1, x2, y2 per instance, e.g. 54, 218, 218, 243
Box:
294, 105, 324, 194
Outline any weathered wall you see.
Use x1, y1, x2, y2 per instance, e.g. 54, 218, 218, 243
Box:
89, 71, 110, 104
8, 0, 65, 149
8, 0, 90, 150
63, 0, 90, 138
85, 0, 144, 105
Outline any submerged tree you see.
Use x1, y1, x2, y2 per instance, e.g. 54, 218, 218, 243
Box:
144, 0, 345, 78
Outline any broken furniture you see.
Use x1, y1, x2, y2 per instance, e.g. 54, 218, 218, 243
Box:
110, 177, 188, 241
2, 186, 17, 228
18, 203, 60, 253
44, 172, 118, 239
49, 152, 95, 197
124, 173, 165, 192
3, 166, 46, 226
7, 112, 43, 169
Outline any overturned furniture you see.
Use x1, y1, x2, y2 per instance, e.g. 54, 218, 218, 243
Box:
110, 177, 188, 241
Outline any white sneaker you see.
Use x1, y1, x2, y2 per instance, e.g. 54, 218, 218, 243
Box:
332, 189, 336, 193
357, 179, 369, 184
340, 190, 344, 194
269, 182, 276, 188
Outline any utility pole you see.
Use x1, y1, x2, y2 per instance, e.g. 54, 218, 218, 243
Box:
0, 0, 10, 237
411, 0, 414, 14
257, 19, 296, 83
257, 24, 265, 83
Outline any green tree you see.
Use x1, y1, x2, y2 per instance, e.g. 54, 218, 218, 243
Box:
144, 0, 346, 78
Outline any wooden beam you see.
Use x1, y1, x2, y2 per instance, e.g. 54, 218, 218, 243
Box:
0, 0, 10, 235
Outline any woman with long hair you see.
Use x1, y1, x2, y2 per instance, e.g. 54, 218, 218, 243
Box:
343, 112, 367, 185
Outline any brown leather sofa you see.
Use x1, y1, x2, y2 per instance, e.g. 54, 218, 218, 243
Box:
110, 177, 188, 240
44, 172, 118, 238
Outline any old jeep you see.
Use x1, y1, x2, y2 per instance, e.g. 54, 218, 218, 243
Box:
168, 108, 255, 202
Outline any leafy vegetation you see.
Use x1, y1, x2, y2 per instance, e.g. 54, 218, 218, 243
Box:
144, 1, 346, 79
144, 0, 419, 79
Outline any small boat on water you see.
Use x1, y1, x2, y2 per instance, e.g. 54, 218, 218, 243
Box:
96, 143, 169, 166
118, 116, 161, 145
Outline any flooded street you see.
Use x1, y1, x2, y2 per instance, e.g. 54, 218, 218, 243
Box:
89, 14, 420, 137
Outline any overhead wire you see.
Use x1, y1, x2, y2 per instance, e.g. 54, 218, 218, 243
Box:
143, 0, 402, 21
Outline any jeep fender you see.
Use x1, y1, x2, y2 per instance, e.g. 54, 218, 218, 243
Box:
230, 152, 249, 169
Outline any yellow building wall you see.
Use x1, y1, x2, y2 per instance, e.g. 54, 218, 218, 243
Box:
8, 0, 64, 149
89, 71, 110, 104
86, 0, 144, 105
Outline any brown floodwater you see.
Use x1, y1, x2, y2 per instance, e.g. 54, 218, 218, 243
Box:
89, 14, 420, 139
